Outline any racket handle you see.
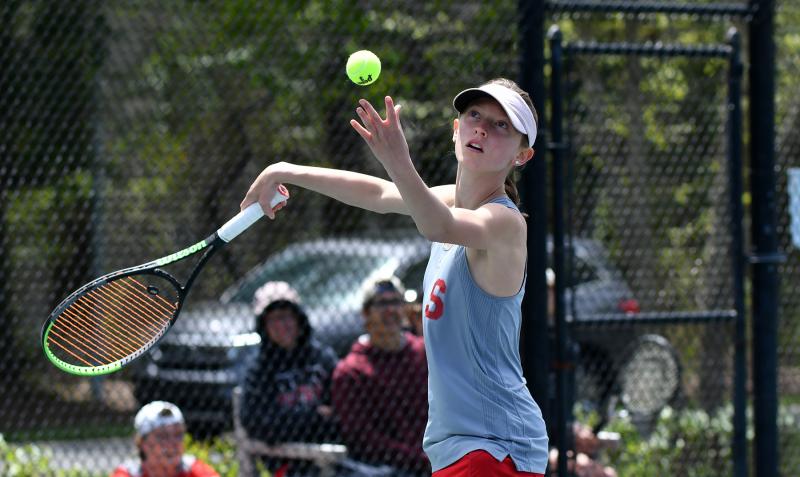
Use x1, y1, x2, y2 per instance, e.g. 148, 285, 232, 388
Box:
217, 186, 289, 242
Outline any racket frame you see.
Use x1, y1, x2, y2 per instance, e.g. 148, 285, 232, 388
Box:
41, 233, 221, 376
41, 188, 289, 376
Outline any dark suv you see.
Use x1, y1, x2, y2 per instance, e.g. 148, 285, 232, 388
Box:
132, 235, 671, 434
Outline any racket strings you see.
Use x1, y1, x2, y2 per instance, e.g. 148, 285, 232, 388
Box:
47, 276, 178, 367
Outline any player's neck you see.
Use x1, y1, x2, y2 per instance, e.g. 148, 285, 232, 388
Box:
454, 171, 506, 209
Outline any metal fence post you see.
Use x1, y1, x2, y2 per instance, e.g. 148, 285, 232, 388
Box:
519, 0, 552, 445
548, 25, 575, 477
748, 1, 780, 476
726, 27, 747, 477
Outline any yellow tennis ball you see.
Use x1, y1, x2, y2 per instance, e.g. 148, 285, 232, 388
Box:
346, 50, 381, 86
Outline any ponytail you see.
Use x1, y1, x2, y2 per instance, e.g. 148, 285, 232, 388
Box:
504, 174, 520, 206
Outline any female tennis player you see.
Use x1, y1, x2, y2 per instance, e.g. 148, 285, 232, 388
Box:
241, 78, 548, 476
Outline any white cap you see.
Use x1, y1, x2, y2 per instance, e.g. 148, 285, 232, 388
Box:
453, 83, 538, 148
252, 281, 302, 317
134, 401, 184, 437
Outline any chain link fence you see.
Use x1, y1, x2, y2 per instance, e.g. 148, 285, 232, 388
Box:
0, 1, 798, 476
775, 0, 800, 473
547, 8, 746, 474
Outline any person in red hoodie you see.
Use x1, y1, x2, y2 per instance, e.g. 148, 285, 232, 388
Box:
332, 276, 430, 476
111, 401, 218, 477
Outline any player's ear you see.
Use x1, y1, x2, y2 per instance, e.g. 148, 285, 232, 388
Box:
515, 147, 534, 166
452, 118, 459, 143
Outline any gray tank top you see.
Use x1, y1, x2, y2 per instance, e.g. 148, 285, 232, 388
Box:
421, 196, 548, 473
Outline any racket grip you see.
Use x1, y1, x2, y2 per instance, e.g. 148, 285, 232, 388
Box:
217, 186, 289, 242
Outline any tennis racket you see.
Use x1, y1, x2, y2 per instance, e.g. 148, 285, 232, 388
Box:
41, 186, 289, 376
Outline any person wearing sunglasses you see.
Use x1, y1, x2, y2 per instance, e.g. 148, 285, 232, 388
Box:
331, 276, 430, 476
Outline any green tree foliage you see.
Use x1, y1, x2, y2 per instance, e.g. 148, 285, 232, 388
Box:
89, 1, 523, 293
0, 434, 101, 477
600, 403, 800, 476
0, 0, 104, 381
553, 12, 736, 311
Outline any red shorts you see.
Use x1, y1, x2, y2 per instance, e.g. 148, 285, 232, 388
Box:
432, 450, 545, 477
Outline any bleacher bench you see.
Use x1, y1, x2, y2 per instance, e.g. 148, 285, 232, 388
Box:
232, 386, 348, 477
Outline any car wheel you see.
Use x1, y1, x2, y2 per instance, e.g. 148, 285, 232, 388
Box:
618, 334, 681, 417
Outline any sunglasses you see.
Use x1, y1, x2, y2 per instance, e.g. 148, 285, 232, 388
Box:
370, 298, 404, 309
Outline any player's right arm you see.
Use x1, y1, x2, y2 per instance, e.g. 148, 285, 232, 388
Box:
241, 161, 454, 217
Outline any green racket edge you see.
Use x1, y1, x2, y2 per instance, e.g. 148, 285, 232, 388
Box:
41, 238, 211, 376
41, 322, 166, 376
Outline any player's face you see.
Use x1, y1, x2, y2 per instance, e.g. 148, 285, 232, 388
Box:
454, 98, 527, 173
140, 423, 185, 476
265, 308, 301, 350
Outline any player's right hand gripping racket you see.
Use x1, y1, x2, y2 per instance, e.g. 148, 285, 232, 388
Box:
41, 186, 289, 376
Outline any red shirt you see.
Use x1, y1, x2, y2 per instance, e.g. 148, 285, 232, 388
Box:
332, 332, 429, 473
110, 455, 219, 477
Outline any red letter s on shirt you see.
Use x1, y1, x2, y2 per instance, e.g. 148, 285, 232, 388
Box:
424, 278, 447, 320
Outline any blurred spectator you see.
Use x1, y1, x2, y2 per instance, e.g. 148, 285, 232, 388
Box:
332, 276, 430, 476
241, 281, 340, 476
547, 422, 618, 477
111, 401, 219, 477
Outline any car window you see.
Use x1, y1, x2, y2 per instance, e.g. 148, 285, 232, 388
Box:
399, 259, 428, 293
229, 252, 396, 310
550, 256, 601, 287
548, 250, 602, 288
570, 256, 600, 287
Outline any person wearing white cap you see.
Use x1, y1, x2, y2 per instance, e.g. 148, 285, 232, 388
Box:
240, 77, 547, 476
111, 401, 219, 477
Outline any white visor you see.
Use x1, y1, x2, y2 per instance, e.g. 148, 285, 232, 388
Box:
453, 83, 537, 148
